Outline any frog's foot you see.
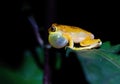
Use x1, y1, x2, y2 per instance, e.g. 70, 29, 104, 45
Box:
68, 41, 102, 50
71, 47, 92, 50
65, 46, 86, 50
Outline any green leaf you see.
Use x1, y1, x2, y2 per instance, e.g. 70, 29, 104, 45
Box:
35, 47, 44, 64
0, 48, 44, 84
100, 41, 120, 54
55, 53, 62, 70
100, 41, 111, 49
66, 41, 120, 84
0, 67, 27, 84
18, 50, 44, 84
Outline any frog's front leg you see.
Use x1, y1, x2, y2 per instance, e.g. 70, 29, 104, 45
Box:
63, 33, 74, 49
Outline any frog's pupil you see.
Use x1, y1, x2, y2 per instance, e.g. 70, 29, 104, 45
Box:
51, 26, 56, 32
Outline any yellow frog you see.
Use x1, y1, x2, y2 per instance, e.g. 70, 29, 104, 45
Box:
48, 23, 102, 50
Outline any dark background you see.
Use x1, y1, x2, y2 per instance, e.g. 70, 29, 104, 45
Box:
1, 0, 120, 84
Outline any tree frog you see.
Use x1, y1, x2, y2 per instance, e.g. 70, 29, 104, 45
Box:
48, 23, 102, 50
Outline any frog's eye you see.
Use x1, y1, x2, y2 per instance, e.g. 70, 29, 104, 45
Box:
50, 26, 56, 32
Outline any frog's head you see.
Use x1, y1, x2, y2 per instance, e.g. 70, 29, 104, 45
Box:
48, 23, 68, 48
48, 23, 59, 34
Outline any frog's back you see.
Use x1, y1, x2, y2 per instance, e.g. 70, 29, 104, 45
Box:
53, 23, 91, 33
51, 23, 95, 43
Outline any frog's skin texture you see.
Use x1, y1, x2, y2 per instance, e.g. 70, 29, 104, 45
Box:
48, 23, 102, 50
